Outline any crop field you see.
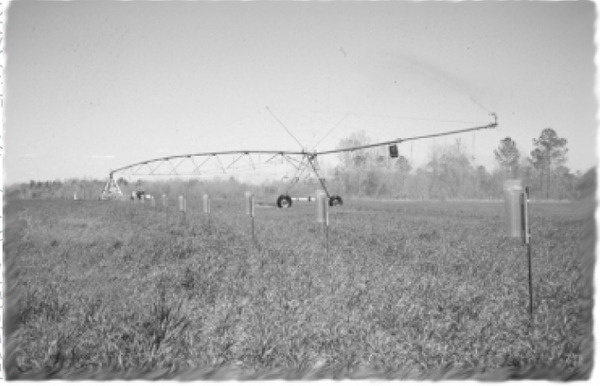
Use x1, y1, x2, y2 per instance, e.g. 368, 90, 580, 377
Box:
4, 196, 593, 380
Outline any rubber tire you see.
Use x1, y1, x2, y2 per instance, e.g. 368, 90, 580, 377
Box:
329, 195, 343, 207
277, 194, 293, 208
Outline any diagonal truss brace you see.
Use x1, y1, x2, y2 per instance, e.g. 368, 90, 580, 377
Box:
106, 113, 498, 193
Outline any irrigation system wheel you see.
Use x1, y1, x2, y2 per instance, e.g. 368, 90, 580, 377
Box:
277, 194, 293, 208
329, 195, 343, 206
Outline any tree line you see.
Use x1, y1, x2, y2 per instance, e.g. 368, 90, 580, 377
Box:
4, 176, 274, 202
5, 128, 588, 201
329, 127, 582, 200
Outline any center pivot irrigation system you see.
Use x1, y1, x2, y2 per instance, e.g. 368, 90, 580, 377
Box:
102, 109, 498, 206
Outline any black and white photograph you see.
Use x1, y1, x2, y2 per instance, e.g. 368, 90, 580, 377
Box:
1, 0, 597, 381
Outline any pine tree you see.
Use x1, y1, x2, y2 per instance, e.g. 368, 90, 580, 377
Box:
530, 128, 568, 199
494, 137, 521, 178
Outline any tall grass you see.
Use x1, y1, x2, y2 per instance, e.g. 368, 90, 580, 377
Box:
5, 197, 591, 379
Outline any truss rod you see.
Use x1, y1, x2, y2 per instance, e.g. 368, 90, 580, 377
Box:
227, 152, 247, 169
168, 159, 179, 175
248, 153, 256, 169
171, 157, 189, 174
307, 156, 331, 198
264, 153, 284, 164
215, 154, 227, 173
266, 106, 306, 150
150, 160, 167, 175
133, 163, 146, 175
315, 118, 497, 156
189, 157, 200, 174
110, 150, 306, 176
193, 155, 215, 174
312, 113, 350, 150
284, 156, 311, 194
282, 154, 305, 171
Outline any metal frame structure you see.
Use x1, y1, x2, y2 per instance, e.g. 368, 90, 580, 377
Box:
102, 113, 498, 206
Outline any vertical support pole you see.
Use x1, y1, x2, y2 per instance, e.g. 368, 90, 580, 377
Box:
245, 191, 255, 242
179, 195, 186, 224
164, 195, 169, 226
527, 242, 533, 316
326, 220, 329, 256
521, 187, 533, 317
308, 156, 331, 198
203, 194, 210, 226
317, 190, 329, 255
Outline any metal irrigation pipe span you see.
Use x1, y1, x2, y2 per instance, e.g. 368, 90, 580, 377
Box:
105, 113, 497, 179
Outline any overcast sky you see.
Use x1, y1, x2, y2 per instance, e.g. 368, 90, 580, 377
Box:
2, 0, 597, 185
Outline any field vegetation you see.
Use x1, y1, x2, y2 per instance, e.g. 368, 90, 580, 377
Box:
5, 194, 592, 380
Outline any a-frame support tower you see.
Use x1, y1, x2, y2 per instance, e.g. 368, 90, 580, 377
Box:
101, 173, 123, 200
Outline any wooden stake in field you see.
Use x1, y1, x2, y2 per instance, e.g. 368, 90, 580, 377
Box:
179, 195, 187, 224
503, 180, 533, 318
203, 194, 211, 226
316, 190, 329, 255
245, 191, 255, 242
163, 194, 169, 226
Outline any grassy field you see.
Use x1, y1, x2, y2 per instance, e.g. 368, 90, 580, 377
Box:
4, 196, 593, 380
